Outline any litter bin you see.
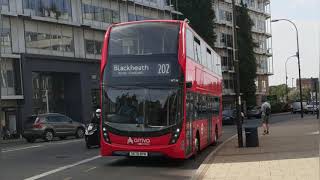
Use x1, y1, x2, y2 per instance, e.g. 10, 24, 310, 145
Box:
245, 127, 259, 147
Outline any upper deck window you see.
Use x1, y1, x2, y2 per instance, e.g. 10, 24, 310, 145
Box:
109, 22, 179, 56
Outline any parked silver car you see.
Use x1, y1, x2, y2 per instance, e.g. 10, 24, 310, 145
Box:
291, 102, 307, 114
23, 113, 85, 143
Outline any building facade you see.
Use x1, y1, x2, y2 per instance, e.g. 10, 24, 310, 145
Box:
213, 0, 273, 108
0, 0, 178, 137
296, 78, 319, 91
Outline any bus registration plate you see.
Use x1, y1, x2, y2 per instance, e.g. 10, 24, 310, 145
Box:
129, 152, 148, 157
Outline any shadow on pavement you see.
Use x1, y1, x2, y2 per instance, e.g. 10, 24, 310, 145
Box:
209, 116, 318, 164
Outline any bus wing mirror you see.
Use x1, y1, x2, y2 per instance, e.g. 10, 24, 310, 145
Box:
186, 81, 192, 88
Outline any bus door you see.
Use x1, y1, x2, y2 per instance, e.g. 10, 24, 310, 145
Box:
185, 92, 194, 156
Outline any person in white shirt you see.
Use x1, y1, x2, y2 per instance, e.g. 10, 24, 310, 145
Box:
261, 99, 271, 135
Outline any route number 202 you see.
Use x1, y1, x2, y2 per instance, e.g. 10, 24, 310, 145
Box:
158, 64, 170, 75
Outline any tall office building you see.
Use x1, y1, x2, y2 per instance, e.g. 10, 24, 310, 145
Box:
0, 0, 178, 137
213, 0, 273, 108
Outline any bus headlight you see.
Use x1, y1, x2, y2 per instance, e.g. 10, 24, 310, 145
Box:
169, 128, 181, 144
102, 126, 111, 143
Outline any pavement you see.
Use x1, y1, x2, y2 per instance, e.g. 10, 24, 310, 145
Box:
196, 115, 319, 180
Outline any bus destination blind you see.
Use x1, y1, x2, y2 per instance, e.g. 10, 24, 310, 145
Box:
111, 63, 171, 77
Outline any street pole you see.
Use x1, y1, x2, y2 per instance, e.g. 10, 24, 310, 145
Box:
315, 79, 319, 119
231, 0, 243, 147
272, 19, 303, 118
45, 90, 49, 113
312, 77, 315, 114
285, 55, 296, 102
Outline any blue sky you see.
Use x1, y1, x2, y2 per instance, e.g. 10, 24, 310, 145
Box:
269, 0, 320, 86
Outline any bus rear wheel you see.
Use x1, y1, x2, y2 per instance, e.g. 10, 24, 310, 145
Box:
194, 136, 200, 155
213, 129, 218, 146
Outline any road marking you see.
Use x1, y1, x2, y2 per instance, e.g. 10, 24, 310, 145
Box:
84, 166, 97, 173
307, 131, 319, 135
1, 139, 82, 153
63, 177, 72, 180
1, 145, 42, 153
24, 155, 101, 180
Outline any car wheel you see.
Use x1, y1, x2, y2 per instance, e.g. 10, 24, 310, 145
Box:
26, 138, 35, 143
44, 130, 54, 142
76, 128, 85, 138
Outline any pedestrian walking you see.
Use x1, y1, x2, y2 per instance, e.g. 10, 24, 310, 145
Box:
261, 99, 271, 135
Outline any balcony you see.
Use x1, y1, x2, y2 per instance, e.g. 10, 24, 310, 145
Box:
223, 88, 236, 96
221, 66, 235, 73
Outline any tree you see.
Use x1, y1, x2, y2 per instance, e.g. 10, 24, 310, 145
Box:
288, 88, 311, 102
236, 2, 257, 106
269, 84, 288, 103
171, 0, 216, 47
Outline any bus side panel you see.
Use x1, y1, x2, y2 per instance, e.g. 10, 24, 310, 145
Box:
192, 119, 209, 150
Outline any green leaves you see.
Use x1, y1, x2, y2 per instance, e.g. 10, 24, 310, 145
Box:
174, 0, 216, 47
237, 2, 257, 106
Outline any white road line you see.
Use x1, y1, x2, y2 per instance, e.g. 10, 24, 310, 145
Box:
1, 145, 42, 153
84, 166, 97, 173
24, 155, 101, 180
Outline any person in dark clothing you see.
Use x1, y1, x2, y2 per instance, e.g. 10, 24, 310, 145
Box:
91, 109, 101, 124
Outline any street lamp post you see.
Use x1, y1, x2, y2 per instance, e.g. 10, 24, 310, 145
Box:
231, 0, 243, 147
272, 19, 304, 118
285, 55, 297, 102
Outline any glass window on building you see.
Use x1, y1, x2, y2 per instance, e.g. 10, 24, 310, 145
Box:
25, 20, 74, 56
0, 16, 12, 54
0, 0, 9, 11
219, 9, 232, 22
220, 33, 232, 48
32, 72, 65, 115
0, 58, 22, 97
262, 80, 267, 92
84, 29, 104, 58
128, 13, 136, 22
23, 0, 72, 21
81, 0, 120, 24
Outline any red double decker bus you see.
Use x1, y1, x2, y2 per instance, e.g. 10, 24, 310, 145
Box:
100, 20, 222, 159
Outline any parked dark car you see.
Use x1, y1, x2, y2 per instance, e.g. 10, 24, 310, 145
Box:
223, 109, 245, 125
23, 113, 85, 143
222, 109, 236, 125
247, 106, 262, 119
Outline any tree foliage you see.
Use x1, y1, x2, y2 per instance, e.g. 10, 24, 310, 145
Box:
288, 88, 311, 102
237, 2, 257, 106
171, 0, 216, 47
269, 84, 288, 103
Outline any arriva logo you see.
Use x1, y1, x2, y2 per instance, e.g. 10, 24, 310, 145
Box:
127, 137, 134, 144
127, 137, 151, 145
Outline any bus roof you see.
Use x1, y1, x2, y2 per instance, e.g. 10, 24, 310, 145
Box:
111, 20, 182, 28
